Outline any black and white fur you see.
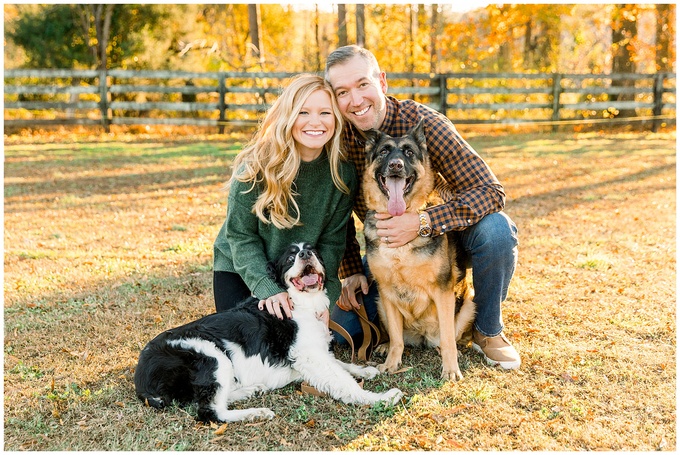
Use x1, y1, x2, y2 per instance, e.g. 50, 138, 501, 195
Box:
134, 242, 403, 422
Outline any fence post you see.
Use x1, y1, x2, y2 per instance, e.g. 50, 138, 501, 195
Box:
98, 68, 110, 133
218, 73, 227, 134
551, 73, 562, 132
439, 73, 448, 116
652, 72, 664, 133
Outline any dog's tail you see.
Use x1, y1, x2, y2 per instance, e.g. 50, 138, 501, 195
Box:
455, 285, 476, 342
134, 343, 198, 410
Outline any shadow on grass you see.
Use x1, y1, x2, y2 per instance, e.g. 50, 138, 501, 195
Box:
510, 162, 675, 217
4, 141, 240, 202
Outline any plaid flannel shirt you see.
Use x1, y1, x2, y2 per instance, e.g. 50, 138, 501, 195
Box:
338, 96, 506, 279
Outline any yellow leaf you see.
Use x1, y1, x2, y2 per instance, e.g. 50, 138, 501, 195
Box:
214, 423, 228, 435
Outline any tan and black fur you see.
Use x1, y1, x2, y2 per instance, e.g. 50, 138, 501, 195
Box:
362, 119, 475, 381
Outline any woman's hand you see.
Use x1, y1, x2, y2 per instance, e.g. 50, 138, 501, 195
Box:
258, 291, 293, 319
316, 309, 330, 328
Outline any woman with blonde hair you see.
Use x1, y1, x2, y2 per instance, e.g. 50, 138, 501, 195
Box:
213, 74, 357, 318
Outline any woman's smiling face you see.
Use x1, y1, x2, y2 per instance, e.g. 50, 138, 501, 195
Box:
292, 89, 335, 161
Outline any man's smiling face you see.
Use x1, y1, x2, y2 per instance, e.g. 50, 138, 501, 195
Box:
326, 54, 388, 131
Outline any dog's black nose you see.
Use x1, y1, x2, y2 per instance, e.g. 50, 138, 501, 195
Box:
388, 158, 404, 171
299, 249, 312, 259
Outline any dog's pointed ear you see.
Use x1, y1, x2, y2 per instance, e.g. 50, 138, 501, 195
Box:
363, 129, 382, 152
410, 118, 426, 151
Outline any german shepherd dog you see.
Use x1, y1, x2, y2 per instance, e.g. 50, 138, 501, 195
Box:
134, 243, 403, 422
362, 119, 476, 381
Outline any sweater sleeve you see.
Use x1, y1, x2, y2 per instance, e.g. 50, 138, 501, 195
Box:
315, 165, 358, 303
224, 181, 285, 300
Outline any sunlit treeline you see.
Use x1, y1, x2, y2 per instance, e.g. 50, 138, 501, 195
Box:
3, 4, 675, 74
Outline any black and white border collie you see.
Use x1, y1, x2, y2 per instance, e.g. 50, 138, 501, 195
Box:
134, 242, 403, 422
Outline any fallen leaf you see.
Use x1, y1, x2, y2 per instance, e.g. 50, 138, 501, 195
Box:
561, 372, 577, 382
214, 423, 228, 435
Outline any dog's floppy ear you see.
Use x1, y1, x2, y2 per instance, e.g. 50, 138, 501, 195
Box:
311, 246, 325, 270
410, 118, 427, 151
265, 261, 280, 284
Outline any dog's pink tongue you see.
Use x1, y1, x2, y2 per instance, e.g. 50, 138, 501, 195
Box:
301, 274, 318, 286
386, 178, 407, 216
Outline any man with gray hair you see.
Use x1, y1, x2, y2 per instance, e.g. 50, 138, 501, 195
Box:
326, 45, 521, 370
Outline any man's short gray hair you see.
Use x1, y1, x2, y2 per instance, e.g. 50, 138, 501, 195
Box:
324, 45, 382, 82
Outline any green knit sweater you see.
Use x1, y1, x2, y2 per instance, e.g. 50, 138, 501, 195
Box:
213, 151, 357, 305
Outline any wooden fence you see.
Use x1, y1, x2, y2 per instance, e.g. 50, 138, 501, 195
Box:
4, 69, 676, 132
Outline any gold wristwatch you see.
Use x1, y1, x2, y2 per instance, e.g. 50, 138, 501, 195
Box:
418, 211, 432, 237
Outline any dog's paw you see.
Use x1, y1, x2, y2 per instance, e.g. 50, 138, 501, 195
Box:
377, 360, 401, 374
374, 343, 389, 356
441, 368, 463, 382
379, 388, 404, 406
247, 408, 275, 421
358, 365, 380, 379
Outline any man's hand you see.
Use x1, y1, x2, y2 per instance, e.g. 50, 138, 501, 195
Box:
258, 291, 293, 319
375, 211, 421, 247
338, 273, 369, 311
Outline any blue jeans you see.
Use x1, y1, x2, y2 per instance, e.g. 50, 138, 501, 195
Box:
330, 211, 519, 343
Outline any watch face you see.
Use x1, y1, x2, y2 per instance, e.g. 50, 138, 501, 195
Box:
419, 226, 432, 237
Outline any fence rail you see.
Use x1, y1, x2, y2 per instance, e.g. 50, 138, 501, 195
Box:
4, 69, 676, 132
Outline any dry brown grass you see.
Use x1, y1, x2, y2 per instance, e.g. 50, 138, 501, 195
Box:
3, 130, 676, 451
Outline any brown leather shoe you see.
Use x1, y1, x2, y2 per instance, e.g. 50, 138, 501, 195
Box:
472, 330, 521, 370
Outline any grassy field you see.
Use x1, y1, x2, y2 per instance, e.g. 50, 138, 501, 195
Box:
3, 130, 676, 451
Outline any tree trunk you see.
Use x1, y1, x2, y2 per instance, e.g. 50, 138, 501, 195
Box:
247, 4, 264, 69
429, 4, 440, 74
523, 17, 533, 69
611, 4, 638, 117
76, 4, 113, 70
655, 4, 674, 72
338, 4, 347, 47
429, 5, 442, 110
314, 5, 321, 71
99, 4, 113, 70
408, 4, 417, 74
356, 4, 365, 48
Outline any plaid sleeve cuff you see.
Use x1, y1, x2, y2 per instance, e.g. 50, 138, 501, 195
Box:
339, 216, 364, 279
426, 182, 505, 235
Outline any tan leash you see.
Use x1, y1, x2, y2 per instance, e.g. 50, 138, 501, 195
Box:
328, 319, 357, 363
328, 293, 384, 364
353, 294, 383, 362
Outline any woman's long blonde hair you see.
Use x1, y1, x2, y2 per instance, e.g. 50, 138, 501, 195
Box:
230, 74, 348, 229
